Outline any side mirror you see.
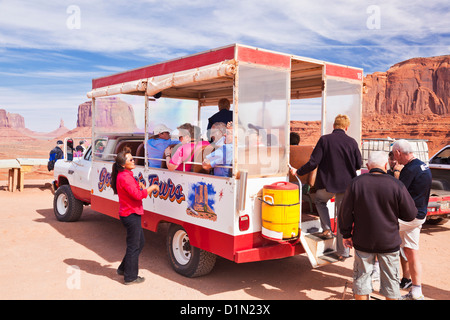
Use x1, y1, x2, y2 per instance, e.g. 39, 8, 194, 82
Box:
64, 138, 74, 161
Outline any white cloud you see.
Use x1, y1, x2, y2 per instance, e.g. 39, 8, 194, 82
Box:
0, 0, 448, 60
0, 0, 448, 132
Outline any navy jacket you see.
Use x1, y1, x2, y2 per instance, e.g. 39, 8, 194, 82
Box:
399, 158, 432, 219
339, 169, 417, 253
296, 129, 362, 193
207, 109, 233, 131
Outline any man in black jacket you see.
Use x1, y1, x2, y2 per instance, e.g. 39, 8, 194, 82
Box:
290, 114, 362, 259
339, 151, 417, 300
207, 98, 233, 142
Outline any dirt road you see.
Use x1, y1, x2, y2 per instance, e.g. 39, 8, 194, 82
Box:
1, 180, 449, 301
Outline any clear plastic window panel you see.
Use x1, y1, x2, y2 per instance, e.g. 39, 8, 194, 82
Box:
93, 95, 145, 160
237, 64, 289, 177
147, 98, 199, 139
324, 77, 362, 146
93, 95, 145, 134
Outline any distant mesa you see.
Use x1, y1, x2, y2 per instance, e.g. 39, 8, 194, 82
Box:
0, 109, 25, 128
77, 96, 137, 130
363, 55, 450, 116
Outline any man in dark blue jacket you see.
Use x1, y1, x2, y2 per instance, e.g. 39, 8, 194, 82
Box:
207, 98, 232, 142
392, 139, 432, 300
290, 114, 362, 260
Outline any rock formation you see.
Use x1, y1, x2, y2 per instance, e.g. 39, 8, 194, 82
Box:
0, 109, 25, 128
77, 96, 137, 130
46, 119, 70, 137
363, 55, 450, 115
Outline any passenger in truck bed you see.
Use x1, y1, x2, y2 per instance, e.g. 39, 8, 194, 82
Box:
165, 123, 209, 172
202, 122, 233, 177
147, 124, 180, 168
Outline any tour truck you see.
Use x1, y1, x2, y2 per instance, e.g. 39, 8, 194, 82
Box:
53, 44, 363, 277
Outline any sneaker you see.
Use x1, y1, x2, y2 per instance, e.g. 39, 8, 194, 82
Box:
400, 278, 412, 289
400, 291, 424, 300
124, 276, 145, 285
320, 230, 333, 239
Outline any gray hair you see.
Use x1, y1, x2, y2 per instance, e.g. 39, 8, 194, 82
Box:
211, 122, 227, 135
368, 151, 388, 168
392, 139, 414, 154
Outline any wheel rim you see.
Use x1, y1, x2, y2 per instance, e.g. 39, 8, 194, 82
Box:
172, 229, 191, 265
56, 193, 68, 216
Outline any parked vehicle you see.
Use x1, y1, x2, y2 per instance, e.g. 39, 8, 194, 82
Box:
361, 139, 450, 225
53, 44, 364, 277
428, 145, 450, 224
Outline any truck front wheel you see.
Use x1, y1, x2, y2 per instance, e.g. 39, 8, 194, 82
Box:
53, 184, 83, 222
166, 224, 216, 278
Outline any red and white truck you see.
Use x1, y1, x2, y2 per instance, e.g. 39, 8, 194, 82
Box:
53, 44, 364, 277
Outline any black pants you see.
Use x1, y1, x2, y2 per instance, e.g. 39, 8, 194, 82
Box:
118, 213, 145, 282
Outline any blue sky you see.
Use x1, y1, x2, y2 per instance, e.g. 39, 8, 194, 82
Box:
0, 0, 449, 132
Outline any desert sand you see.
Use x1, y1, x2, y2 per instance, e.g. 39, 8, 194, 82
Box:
0, 183, 449, 301
0, 114, 449, 302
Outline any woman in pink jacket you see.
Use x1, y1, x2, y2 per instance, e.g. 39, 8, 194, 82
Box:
111, 147, 159, 285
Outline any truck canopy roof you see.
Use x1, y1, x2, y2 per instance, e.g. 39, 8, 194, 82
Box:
87, 44, 362, 106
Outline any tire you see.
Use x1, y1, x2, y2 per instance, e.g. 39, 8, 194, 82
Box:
426, 217, 448, 225
166, 224, 216, 278
53, 184, 83, 222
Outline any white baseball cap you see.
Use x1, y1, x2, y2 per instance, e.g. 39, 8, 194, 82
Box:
153, 124, 172, 135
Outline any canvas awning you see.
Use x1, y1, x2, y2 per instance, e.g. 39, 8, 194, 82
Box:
87, 60, 236, 99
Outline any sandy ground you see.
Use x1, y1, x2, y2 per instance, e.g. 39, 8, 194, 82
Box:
1, 179, 449, 302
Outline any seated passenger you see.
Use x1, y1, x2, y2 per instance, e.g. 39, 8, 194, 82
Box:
202, 122, 233, 177
147, 124, 180, 168
165, 123, 209, 172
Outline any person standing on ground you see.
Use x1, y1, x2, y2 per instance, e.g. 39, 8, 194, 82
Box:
111, 147, 159, 285
392, 139, 432, 300
47, 140, 64, 171
290, 114, 362, 260
339, 151, 417, 300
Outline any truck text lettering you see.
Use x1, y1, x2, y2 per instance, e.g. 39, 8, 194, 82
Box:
148, 174, 186, 204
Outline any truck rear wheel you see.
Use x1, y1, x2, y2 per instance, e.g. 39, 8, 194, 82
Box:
166, 224, 216, 278
54, 184, 83, 222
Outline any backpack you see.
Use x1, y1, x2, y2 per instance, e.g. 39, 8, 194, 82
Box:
47, 159, 56, 171
48, 147, 63, 171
